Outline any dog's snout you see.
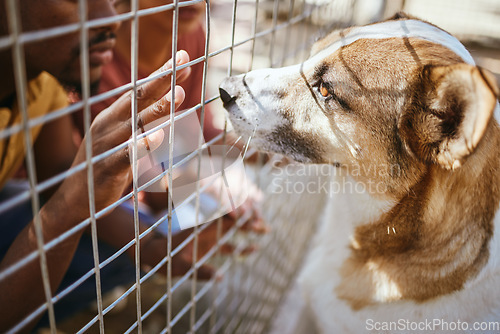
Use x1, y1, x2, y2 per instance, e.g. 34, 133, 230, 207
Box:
219, 87, 235, 105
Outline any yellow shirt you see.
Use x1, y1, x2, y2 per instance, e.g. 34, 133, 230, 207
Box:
0, 72, 68, 188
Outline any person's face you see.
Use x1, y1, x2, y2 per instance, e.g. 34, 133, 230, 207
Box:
177, 0, 205, 33
139, 0, 205, 34
18, 0, 120, 88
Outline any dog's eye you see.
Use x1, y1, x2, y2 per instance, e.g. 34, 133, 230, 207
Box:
317, 81, 351, 111
319, 82, 330, 98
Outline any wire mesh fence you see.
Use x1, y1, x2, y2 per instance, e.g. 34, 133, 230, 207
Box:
0, 0, 342, 332
1, 0, 499, 333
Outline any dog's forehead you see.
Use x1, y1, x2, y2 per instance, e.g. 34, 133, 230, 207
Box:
310, 19, 475, 66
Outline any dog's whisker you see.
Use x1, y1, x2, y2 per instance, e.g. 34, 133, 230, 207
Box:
242, 135, 253, 160
241, 125, 257, 160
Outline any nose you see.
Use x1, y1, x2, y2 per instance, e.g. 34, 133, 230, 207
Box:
219, 87, 235, 105
88, 0, 121, 33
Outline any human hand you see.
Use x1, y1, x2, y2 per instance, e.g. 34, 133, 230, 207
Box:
174, 210, 268, 279
140, 206, 268, 280
0, 51, 193, 334
50, 50, 192, 222
167, 171, 267, 279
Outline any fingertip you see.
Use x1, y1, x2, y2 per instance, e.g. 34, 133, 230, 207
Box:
176, 66, 192, 84
165, 85, 185, 106
241, 244, 259, 255
252, 219, 271, 234
197, 265, 215, 280
173, 86, 186, 108
157, 51, 190, 75
147, 128, 165, 151
220, 244, 236, 254
175, 85, 185, 103
161, 59, 173, 73
176, 50, 190, 64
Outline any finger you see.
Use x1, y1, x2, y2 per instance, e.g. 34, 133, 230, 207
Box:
219, 215, 241, 233
131, 127, 165, 161
156, 49, 190, 77
229, 210, 270, 234
219, 243, 258, 256
135, 50, 191, 112
224, 200, 269, 234
110, 50, 191, 121
196, 264, 216, 280
248, 218, 271, 234
226, 200, 249, 220
175, 64, 192, 84
109, 86, 185, 171
137, 85, 185, 127
246, 204, 269, 233
219, 243, 235, 254
240, 244, 258, 256
238, 214, 270, 233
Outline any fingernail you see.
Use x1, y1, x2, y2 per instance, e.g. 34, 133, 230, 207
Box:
175, 51, 184, 65
165, 90, 172, 102
147, 129, 164, 150
164, 87, 182, 103
160, 60, 172, 73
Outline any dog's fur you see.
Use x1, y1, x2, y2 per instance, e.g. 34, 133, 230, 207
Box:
220, 13, 500, 333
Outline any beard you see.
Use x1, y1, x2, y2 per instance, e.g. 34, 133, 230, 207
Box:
62, 79, 101, 104
62, 78, 103, 138
61, 30, 116, 102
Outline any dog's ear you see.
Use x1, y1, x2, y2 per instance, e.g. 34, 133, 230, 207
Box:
400, 64, 499, 170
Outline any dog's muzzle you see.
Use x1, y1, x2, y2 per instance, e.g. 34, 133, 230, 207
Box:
219, 87, 236, 106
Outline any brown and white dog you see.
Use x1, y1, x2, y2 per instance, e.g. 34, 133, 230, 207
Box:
219, 13, 500, 334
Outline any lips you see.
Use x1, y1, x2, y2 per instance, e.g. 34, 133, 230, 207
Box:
88, 38, 116, 67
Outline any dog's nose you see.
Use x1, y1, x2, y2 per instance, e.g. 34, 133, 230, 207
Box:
219, 87, 235, 105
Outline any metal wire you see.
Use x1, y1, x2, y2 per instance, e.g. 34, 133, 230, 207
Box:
189, 1, 213, 323
5, 0, 56, 332
78, 0, 105, 332
130, 0, 144, 331
166, 1, 180, 333
0, 0, 361, 332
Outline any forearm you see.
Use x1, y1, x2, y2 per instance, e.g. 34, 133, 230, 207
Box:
95, 205, 148, 260
96, 206, 177, 269
0, 192, 85, 332
96, 205, 192, 274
